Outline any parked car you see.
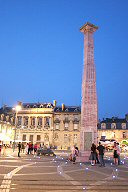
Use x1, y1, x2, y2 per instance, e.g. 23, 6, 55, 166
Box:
37, 147, 56, 156
105, 144, 114, 151
122, 145, 128, 152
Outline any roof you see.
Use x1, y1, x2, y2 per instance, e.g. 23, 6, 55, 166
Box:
22, 103, 54, 109
54, 106, 81, 113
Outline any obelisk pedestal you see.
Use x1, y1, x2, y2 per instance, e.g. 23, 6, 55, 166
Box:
79, 22, 98, 162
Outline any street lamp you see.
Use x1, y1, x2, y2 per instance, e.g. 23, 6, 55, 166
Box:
13, 105, 21, 152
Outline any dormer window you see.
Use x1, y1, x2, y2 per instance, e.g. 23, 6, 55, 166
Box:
111, 123, 116, 129
101, 123, 106, 129
122, 123, 126, 129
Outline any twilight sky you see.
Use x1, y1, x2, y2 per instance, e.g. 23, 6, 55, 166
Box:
0, 0, 128, 119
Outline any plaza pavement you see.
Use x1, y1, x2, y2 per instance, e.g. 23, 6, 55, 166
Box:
0, 148, 128, 192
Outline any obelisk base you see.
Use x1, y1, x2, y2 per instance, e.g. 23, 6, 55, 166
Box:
76, 151, 91, 163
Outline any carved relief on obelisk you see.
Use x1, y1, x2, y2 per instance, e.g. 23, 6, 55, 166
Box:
80, 22, 98, 157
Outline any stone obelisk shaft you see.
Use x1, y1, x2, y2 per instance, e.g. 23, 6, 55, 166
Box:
80, 22, 98, 158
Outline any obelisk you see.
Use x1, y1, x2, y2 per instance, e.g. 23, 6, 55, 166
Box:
80, 22, 98, 160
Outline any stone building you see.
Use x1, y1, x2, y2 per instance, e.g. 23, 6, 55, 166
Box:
0, 102, 81, 149
97, 115, 128, 142
0, 102, 127, 148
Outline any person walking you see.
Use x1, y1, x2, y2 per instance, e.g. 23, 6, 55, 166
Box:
97, 142, 105, 167
17, 142, 21, 157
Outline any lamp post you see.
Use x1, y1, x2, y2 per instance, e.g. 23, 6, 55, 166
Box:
13, 105, 21, 152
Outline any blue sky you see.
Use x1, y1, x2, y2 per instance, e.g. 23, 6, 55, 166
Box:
0, 0, 128, 119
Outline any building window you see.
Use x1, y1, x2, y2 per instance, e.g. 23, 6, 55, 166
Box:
29, 135, 33, 143
123, 132, 126, 139
74, 124, 78, 130
31, 117, 35, 126
24, 116, 28, 126
101, 123, 106, 129
64, 134, 69, 143
38, 117, 42, 126
64, 123, 69, 130
112, 132, 116, 138
54, 133, 58, 140
44, 133, 49, 141
22, 134, 26, 141
44, 117, 50, 127
111, 123, 116, 129
55, 123, 60, 130
37, 135, 41, 141
17, 116, 22, 126
122, 123, 126, 129
73, 134, 77, 144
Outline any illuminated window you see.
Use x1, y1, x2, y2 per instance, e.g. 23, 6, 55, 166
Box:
74, 124, 78, 130
55, 123, 60, 130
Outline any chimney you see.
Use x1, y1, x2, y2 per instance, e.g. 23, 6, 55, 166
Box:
62, 103, 65, 111
53, 100, 57, 107
125, 114, 128, 122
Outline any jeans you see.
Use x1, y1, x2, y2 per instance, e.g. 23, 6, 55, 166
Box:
99, 154, 105, 166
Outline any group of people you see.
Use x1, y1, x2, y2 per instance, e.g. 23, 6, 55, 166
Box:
17, 142, 39, 157
69, 141, 121, 166
69, 146, 79, 164
0, 140, 10, 156
89, 141, 121, 166
89, 142, 105, 166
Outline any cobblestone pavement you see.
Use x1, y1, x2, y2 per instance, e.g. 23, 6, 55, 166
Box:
0, 150, 128, 192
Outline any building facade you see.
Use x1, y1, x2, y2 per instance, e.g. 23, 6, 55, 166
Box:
0, 102, 128, 149
98, 115, 128, 142
0, 102, 81, 150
